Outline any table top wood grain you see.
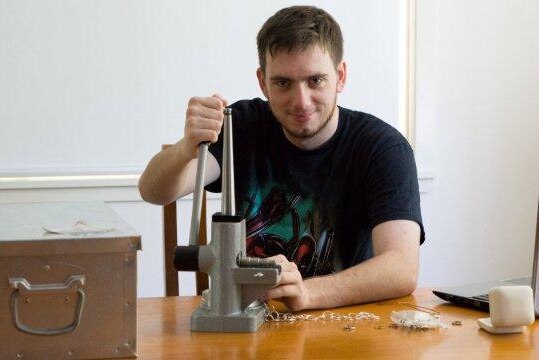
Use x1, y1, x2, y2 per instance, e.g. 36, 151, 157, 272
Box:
132, 289, 539, 360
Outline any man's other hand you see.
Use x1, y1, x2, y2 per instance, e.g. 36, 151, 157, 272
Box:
265, 254, 309, 311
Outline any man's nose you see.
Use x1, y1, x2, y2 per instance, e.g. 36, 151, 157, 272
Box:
291, 83, 311, 110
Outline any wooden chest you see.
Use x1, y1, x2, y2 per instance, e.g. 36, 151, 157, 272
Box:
0, 202, 141, 359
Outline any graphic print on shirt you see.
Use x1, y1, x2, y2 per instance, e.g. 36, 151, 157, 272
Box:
241, 186, 334, 278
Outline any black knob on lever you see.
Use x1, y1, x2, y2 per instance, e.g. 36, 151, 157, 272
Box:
174, 245, 200, 271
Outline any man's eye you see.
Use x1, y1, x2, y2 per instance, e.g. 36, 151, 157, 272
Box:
309, 77, 324, 87
276, 80, 289, 87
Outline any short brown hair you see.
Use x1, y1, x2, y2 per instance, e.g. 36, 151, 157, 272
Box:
257, 6, 343, 72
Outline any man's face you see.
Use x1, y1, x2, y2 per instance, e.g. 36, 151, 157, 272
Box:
257, 44, 346, 149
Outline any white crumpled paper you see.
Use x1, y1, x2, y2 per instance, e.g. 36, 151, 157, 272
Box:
43, 220, 115, 235
390, 310, 447, 329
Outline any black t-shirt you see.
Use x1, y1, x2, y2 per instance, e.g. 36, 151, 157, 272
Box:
207, 98, 425, 278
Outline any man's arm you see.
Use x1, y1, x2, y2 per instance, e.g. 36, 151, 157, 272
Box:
266, 219, 420, 311
138, 95, 226, 205
138, 140, 220, 205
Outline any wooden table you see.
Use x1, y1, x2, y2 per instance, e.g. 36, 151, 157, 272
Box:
133, 289, 538, 359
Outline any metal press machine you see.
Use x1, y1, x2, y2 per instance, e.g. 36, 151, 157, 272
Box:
174, 108, 282, 332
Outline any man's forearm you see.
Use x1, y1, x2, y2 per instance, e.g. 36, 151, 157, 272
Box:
138, 140, 197, 205
303, 250, 418, 309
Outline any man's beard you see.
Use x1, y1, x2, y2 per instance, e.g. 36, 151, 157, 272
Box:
270, 96, 338, 141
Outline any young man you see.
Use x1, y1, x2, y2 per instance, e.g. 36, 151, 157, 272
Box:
139, 6, 425, 311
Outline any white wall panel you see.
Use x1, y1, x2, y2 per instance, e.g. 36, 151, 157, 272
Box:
0, 0, 401, 174
416, 0, 539, 287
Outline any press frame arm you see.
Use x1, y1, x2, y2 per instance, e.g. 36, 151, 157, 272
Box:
188, 142, 209, 246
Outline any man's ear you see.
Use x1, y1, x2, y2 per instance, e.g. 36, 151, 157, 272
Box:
336, 61, 347, 93
256, 68, 269, 99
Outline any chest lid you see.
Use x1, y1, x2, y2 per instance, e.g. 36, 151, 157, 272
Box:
0, 202, 141, 257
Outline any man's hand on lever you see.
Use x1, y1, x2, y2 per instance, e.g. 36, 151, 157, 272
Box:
138, 94, 227, 204
180, 94, 228, 159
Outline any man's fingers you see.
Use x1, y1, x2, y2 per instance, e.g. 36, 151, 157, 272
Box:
188, 128, 219, 144
187, 117, 223, 133
277, 267, 302, 286
263, 256, 308, 311
186, 106, 223, 124
280, 260, 299, 273
189, 96, 226, 111
184, 95, 226, 147
212, 93, 229, 107
267, 254, 290, 265
266, 254, 299, 273
266, 284, 303, 299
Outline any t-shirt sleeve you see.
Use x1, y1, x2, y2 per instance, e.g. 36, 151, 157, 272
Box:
365, 142, 425, 244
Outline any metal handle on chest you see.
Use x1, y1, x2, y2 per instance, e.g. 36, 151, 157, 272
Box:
9, 275, 86, 336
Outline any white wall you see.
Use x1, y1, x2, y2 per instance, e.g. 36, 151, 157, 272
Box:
0, 0, 400, 174
416, 0, 539, 286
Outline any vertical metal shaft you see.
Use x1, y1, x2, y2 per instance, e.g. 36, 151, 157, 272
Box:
188, 143, 209, 246
221, 108, 235, 216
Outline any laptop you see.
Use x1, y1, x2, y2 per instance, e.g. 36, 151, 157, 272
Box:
433, 199, 539, 314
